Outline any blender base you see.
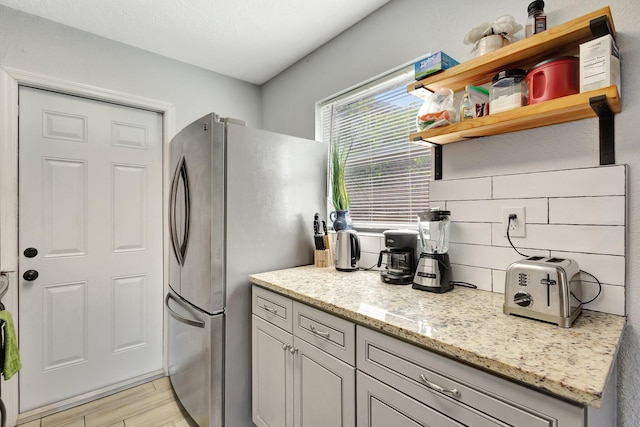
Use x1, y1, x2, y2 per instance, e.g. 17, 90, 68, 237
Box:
412, 282, 453, 293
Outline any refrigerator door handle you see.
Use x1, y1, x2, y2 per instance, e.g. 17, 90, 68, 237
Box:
169, 158, 183, 266
169, 156, 191, 266
165, 293, 205, 328
180, 158, 191, 264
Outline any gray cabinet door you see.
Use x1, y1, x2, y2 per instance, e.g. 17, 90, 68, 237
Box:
293, 337, 355, 427
252, 315, 294, 427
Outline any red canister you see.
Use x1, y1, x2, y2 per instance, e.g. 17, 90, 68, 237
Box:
526, 57, 579, 104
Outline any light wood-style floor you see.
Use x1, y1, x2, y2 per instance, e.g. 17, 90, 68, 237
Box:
18, 377, 198, 427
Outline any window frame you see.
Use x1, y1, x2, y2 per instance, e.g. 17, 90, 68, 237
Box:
316, 64, 431, 231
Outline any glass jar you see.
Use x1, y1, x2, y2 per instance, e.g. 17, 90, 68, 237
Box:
489, 70, 527, 115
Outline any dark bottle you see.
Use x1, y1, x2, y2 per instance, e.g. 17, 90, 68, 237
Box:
526, 0, 547, 37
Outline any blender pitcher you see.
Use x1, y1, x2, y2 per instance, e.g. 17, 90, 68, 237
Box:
413, 209, 453, 293
418, 209, 451, 254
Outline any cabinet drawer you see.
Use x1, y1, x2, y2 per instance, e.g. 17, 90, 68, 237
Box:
357, 371, 490, 427
357, 327, 554, 427
293, 301, 355, 365
252, 286, 293, 332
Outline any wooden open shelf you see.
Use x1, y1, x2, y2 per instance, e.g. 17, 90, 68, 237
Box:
407, 6, 615, 95
406, 6, 620, 179
410, 86, 620, 145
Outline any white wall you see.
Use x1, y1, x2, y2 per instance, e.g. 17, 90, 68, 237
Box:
261, 0, 640, 424
0, 5, 262, 131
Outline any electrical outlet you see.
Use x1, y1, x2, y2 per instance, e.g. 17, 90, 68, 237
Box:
502, 207, 526, 237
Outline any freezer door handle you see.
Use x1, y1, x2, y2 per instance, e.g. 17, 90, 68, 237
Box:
169, 156, 191, 266
165, 293, 205, 328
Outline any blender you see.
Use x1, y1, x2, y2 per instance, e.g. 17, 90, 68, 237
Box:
413, 209, 453, 293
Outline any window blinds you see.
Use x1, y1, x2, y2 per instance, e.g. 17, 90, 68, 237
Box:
321, 70, 430, 228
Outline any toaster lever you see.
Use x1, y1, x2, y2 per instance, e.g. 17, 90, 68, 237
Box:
540, 273, 557, 306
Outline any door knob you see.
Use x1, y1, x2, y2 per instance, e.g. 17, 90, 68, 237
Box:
23, 270, 39, 281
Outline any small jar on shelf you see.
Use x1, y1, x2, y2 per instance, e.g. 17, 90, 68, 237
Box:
489, 70, 527, 114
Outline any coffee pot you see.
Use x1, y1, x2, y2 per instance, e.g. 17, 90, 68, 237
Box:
378, 230, 419, 285
335, 229, 360, 271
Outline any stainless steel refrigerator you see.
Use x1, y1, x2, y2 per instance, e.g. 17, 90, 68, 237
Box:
165, 113, 326, 427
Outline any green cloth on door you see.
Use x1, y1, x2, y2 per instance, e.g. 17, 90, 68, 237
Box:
0, 310, 21, 380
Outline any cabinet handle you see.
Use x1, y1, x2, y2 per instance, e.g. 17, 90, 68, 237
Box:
263, 304, 278, 314
419, 374, 461, 398
282, 343, 290, 351
289, 347, 298, 354
309, 324, 330, 338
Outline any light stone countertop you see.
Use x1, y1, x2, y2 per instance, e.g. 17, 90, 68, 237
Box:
249, 265, 627, 408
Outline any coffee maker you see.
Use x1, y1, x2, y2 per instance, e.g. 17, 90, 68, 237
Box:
378, 230, 419, 285
413, 209, 453, 293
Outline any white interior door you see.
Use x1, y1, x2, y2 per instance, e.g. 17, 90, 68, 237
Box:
18, 86, 163, 412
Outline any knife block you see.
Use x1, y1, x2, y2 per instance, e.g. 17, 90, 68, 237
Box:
314, 249, 332, 267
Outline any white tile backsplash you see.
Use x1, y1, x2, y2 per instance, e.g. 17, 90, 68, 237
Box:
492, 270, 507, 294
449, 243, 549, 271
450, 264, 492, 292
350, 166, 625, 315
430, 176, 492, 201
491, 224, 625, 256
358, 233, 383, 253
436, 165, 626, 315
448, 198, 548, 223
581, 282, 625, 316
550, 251, 625, 286
549, 196, 625, 225
450, 222, 492, 245
492, 165, 625, 199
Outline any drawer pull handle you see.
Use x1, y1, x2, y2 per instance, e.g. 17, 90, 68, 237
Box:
309, 324, 330, 338
282, 343, 290, 351
419, 374, 461, 398
263, 304, 278, 314
290, 347, 299, 354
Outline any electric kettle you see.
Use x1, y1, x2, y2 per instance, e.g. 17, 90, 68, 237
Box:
335, 229, 360, 271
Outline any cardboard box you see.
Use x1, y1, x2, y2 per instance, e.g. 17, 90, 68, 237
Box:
580, 35, 621, 94
414, 52, 459, 80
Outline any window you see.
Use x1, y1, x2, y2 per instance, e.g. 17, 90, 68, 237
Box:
319, 68, 430, 229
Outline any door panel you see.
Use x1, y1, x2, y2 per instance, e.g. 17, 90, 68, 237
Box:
42, 281, 88, 369
18, 86, 163, 411
41, 158, 88, 257
112, 164, 147, 252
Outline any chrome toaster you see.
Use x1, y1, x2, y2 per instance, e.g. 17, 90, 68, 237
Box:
503, 256, 582, 328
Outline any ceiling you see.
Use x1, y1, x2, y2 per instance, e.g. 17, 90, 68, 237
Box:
0, 0, 389, 85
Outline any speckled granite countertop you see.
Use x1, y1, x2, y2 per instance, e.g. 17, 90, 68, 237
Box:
249, 265, 626, 408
